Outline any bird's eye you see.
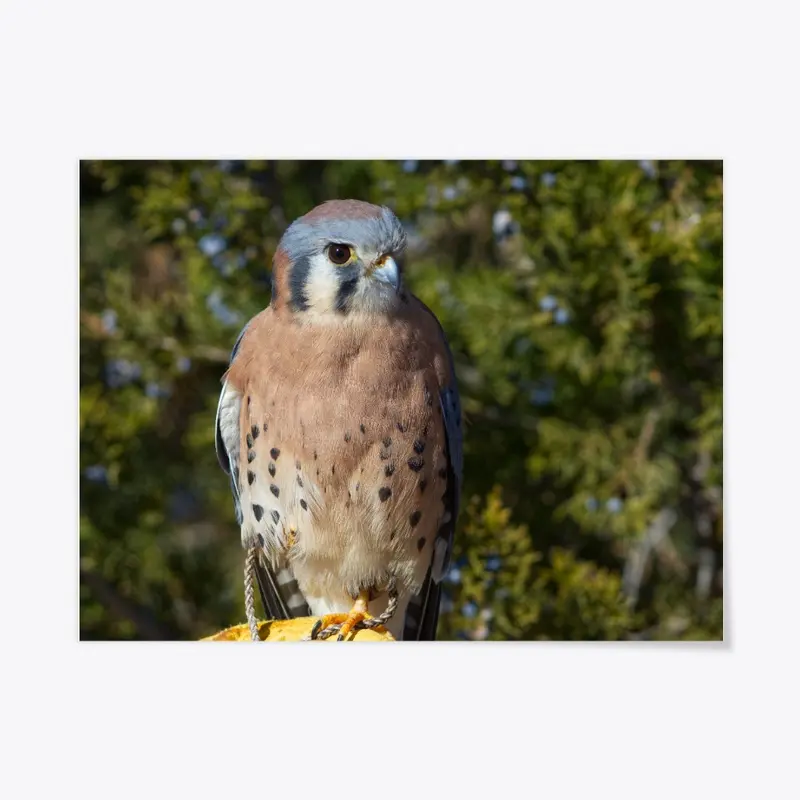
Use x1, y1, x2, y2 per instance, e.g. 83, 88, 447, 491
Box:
327, 244, 353, 266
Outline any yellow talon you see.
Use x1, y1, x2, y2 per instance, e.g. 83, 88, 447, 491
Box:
311, 590, 384, 641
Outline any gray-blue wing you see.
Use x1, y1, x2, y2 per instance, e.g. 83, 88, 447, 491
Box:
214, 325, 249, 525
404, 304, 463, 640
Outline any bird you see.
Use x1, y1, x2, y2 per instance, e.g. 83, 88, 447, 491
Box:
214, 199, 463, 641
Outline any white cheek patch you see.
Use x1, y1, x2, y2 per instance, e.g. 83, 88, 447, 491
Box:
305, 253, 345, 316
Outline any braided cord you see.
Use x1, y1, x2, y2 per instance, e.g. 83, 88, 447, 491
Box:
244, 548, 260, 642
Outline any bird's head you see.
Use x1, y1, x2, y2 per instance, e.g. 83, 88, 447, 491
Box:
271, 200, 407, 320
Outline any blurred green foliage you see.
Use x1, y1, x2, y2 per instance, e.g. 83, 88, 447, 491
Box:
79, 159, 722, 641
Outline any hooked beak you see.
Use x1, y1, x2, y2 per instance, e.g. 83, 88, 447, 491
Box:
370, 255, 400, 293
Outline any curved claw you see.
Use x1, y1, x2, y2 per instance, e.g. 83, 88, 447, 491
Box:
311, 591, 373, 641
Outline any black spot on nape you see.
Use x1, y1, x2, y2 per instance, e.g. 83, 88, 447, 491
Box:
269, 270, 279, 304
295, 459, 301, 470
413, 439, 425, 454
246, 433, 253, 448
263, 421, 268, 433
252, 504, 264, 522
270, 484, 280, 497
344, 432, 351, 442
331, 464, 336, 475
271, 510, 280, 524
247, 470, 256, 485
397, 422, 407, 433
417, 536, 426, 551
313, 450, 318, 460
251, 424, 260, 440
384, 463, 395, 477
247, 396, 251, 409
270, 448, 281, 460
300, 499, 308, 510
334, 268, 360, 313
382, 436, 392, 448
438, 467, 448, 479
390, 530, 397, 541
378, 487, 392, 502
248, 451, 256, 463
290, 254, 312, 311
409, 510, 422, 528
360, 424, 366, 434
379, 449, 391, 460
408, 456, 425, 472
419, 478, 428, 493
268, 462, 276, 477
297, 475, 304, 487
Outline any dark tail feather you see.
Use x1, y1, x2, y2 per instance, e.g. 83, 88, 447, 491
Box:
254, 554, 311, 620
403, 569, 442, 641
254, 556, 291, 620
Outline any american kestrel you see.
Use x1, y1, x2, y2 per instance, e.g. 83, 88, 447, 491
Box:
214, 200, 463, 641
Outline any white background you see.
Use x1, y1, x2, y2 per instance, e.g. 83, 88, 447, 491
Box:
1, 1, 797, 798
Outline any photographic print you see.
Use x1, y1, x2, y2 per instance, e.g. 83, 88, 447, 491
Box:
79, 160, 723, 642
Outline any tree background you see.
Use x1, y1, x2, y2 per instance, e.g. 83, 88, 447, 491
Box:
79, 160, 722, 641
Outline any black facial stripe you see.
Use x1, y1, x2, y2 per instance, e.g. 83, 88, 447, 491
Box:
334, 266, 360, 313
289, 254, 312, 312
